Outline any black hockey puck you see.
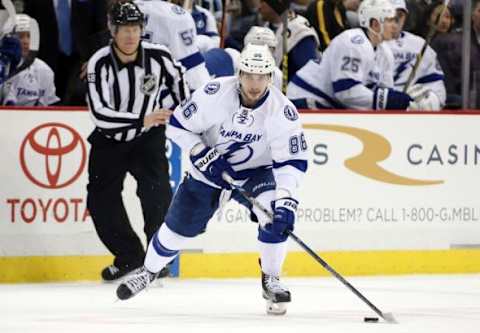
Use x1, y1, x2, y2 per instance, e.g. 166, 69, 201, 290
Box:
364, 317, 379, 323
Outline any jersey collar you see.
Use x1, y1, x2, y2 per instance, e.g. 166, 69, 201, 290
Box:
110, 42, 144, 70
239, 89, 270, 110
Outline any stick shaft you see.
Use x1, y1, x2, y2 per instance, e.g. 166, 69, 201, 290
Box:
222, 173, 394, 322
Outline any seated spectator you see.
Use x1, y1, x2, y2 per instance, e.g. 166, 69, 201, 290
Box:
420, 0, 455, 39
1, 14, 59, 106
430, 0, 480, 108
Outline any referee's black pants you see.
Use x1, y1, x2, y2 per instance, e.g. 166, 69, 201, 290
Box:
86, 127, 172, 271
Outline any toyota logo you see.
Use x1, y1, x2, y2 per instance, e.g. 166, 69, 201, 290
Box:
20, 122, 86, 189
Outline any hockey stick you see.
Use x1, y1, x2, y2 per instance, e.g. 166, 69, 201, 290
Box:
281, 9, 288, 94
219, 0, 228, 48
222, 172, 397, 324
403, 0, 450, 92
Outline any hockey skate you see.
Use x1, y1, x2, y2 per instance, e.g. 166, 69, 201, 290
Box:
261, 271, 291, 315
116, 266, 158, 300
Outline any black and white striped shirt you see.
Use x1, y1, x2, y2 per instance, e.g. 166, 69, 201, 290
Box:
86, 41, 189, 142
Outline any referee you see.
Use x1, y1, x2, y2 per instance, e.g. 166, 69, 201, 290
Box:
86, 1, 189, 281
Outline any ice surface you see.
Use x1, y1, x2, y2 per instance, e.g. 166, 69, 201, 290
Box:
2, 274, 480, 333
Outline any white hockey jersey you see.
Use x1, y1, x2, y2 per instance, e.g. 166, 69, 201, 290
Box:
272, 12, 320, 66
166, 76, 308, 199
1, 58, 59, 106
386, 31, 446, 106
192, 4, 220, 52
287, 28, 395, 109
135, 0, 210, 90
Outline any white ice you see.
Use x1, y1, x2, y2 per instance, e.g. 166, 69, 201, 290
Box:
2, 274, 480, 333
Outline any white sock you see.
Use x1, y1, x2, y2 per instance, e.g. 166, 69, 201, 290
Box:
258, 241, 288, 276
144, 224, 191, 273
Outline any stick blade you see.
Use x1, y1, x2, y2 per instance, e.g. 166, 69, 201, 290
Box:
381, 312, 398, 324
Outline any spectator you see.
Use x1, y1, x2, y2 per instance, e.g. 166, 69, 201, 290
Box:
420, 0, 455, 39
430, 0, 480, 107
305, 0, 361, 51
1, 14, 59, 106
86, 1, 189, 282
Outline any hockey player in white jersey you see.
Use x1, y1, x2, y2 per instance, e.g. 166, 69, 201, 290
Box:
386, 0, 446, 110
203, 26, 283, 90
170, 0, 220, 52
116, 44, 308, 315
287, 0, 417, 110
134, 0, 210, 91
1, 14, 59, 106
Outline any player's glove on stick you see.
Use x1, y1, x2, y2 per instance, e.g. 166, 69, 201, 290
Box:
266, 198, 298, 242
406, 84, 441, 111
190, 143, 236, 189
374, 87, 412, 110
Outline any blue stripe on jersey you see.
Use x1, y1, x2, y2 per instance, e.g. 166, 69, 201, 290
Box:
273, 159, 308, 172
290, 75, 345, 109
169, 114, 189, 131
291, 98, 330, 109
179, 51, 205, 70
203, 31, 219, 37
333, 78, 361, 93
416, 73, 444, 84
152, 233, 178, 257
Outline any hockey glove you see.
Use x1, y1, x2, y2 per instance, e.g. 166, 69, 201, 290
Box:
374, 87, 412, 110
406, 84, 441, 111
0, 36, 21, 73
265, 198, 298, 241
190, 143, 236, 189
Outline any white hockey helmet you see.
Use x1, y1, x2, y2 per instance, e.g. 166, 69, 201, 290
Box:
244, 26, 277, 49
15, 14, 31, 32
14, 13, 40, 52
358, 0, 396, 29
390, 0, 408, 12
238, 43, 275, 75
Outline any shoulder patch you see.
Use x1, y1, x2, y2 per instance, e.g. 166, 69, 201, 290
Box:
87, 73, 95, 83
351, 35, 365, 44
283, 105, 298, 121
204, 81, 220, 95
171, 5, 186, 15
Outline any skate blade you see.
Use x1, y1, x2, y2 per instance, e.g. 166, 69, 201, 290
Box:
266, 301, 287, 315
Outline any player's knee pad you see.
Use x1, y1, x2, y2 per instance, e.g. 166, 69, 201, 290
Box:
258, 225, 289, 243
165, 175, 221, 237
